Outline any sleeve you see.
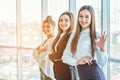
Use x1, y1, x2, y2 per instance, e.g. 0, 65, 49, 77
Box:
32, 49, 39, 62
95, 32, 108, 67
95, 46, 108, 67
62, 33, 78, 66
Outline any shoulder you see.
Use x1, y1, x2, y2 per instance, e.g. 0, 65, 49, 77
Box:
70, 32, 75, 38
67, 32, 75, 42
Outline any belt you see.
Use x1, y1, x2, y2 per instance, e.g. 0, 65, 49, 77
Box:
53, 58, 62, 61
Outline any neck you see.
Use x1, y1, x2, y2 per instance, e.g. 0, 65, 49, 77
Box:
47, 34, 54, 38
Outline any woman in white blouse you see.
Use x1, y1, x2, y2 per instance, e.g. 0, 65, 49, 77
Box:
62, 5, 107, 80
33, 16, 56, 80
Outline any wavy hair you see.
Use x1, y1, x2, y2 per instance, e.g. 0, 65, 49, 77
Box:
52, 11, 74, 51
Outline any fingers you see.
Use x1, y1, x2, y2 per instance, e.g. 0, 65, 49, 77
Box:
81, 56, 93, 65
84, 58, 93, 65
101, 31, 107, 40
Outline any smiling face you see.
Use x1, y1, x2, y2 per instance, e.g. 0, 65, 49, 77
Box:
42, 22, 54, 36
59, 14, 71, 33
78, 9, 91, 30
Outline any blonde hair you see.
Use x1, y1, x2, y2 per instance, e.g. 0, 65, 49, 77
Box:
42, 15, 55, 28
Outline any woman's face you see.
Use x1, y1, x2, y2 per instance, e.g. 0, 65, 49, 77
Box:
42, 22, 54, 36
59, 14, 71, 32
78, 9, 91, 30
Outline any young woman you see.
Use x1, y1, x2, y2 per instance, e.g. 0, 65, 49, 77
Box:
62, 5, 107, 80
49, 11, 74, 80
33, 16, 56, 80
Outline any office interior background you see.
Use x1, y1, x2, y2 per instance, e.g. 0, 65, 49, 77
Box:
0, 0, 120, 80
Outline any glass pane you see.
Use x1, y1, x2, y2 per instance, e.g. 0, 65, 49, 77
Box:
0, 0, 17, 80
0, 0, 16, 46
0, 48, 17, 80
48, 0, 69, 34
110, 0, 120, 79
21, 0, 42, 48
22, 49, 39, 80
48, 0, 69, 20
21, 0, 41, 80
76, 0, 101, 31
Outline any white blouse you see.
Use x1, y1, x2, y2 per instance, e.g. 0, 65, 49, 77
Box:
62, 28, 108, 67
33, 38, 55, 80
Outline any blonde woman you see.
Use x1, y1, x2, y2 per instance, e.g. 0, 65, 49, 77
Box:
33, 16, 56, 80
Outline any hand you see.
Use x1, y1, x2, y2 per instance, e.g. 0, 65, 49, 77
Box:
40, 45, 48, 52
95, 32, 107, 51
35, 45, 41, 51
36, 45, 48, 53
77, 56, 93, 65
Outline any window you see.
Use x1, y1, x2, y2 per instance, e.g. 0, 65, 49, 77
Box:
21, 0, 42, 80
110, 0, 120, 79
48, 0, 69, 34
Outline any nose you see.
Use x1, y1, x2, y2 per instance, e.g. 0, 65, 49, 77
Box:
61, 20, 66, 24
82, 17, 86, 22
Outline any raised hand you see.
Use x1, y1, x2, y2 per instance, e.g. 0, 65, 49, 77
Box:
95, 32, 107, 51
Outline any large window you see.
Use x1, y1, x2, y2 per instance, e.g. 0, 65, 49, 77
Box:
1, 0, 120, 80
110, 0, 120, 80
0, 0, 41, 80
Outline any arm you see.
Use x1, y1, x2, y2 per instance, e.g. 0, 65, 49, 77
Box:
95, 32, 108, 67
32, 39, 50, 62
62, 33, 78, 66
95, 46, 108, 67
32, 49, 39, 62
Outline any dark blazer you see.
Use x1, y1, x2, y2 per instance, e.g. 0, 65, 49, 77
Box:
49, 32, 71, 60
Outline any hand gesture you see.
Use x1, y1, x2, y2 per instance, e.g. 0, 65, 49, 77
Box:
95, 32, 107, 51
35, 45, 48, 54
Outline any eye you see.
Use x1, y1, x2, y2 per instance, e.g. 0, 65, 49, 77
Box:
60, 19, 63, 22
65, 19, 69, 22
46, 25, 50, 28
79, 15, 83, 18
85, 15, 89, 18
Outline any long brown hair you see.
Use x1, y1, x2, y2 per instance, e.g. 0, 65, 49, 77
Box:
71, 5, 96, 57
52, 11, 74, 52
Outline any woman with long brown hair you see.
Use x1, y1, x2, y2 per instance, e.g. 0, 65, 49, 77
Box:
62, 5, 107, 80
49, 11, 74, 80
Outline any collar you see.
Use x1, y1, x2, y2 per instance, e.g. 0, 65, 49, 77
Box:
81, 28, 90, 34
